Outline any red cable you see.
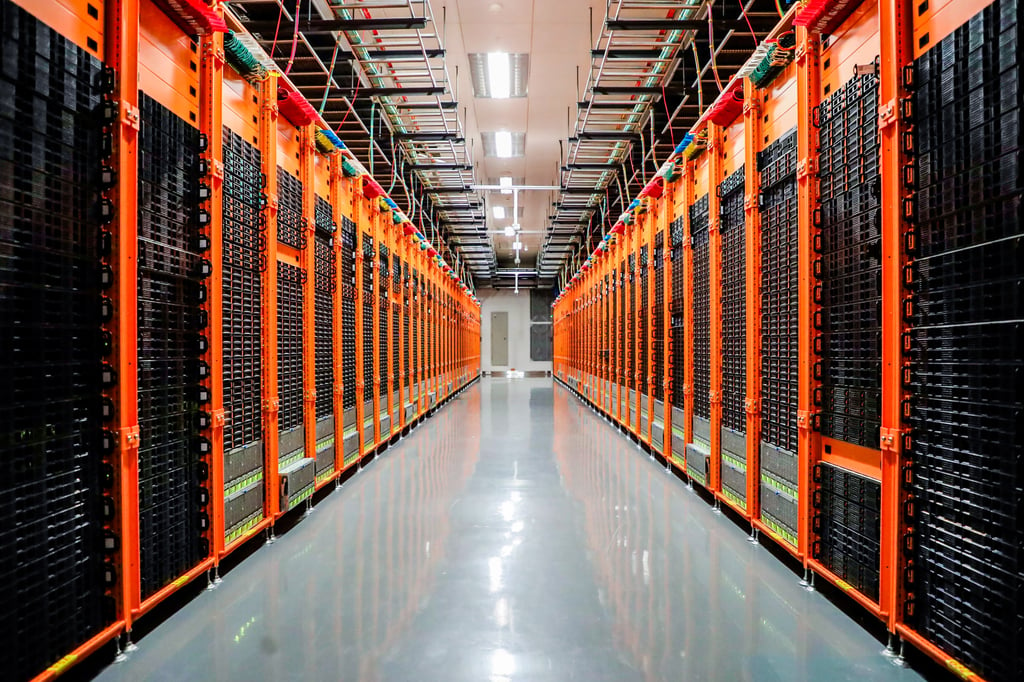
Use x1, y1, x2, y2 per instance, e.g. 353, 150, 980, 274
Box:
661, 85, 675, 150
270, 4, 284, 57
284, 0, 301, 75
336, 76, 360, 133
739, 0, 757, 44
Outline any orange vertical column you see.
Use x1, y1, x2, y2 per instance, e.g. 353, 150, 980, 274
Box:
354, 189, 366, 455
259, 74, 280, 519
795, 27, 822, 566
743, 81, 764, 521
200, 30, 227, 557
708, 123, 725, 494
397, 229, 406, 430
879, 0, 913, 644
300, 127, 317, 470
106, 0, 141, 635
330, 162, 345, 474
682, 162, 695, 464
643, 203, 654, 444
370, 206, 381, 447
662, 179, 674, 461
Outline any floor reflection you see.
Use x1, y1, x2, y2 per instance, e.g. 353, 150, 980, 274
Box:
95, 381, 924, 682
551, 385, 923, 682
96, 390, 481, 682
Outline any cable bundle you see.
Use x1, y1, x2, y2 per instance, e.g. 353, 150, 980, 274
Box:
682, 129, 708, 160
156, 0, 227, 34
223, 31, 266, 80
794, 0, 858, 35
277, 87, 317, 127
708, 88, 744, 126
362, 175, 386, 199
749, 32, 797, 89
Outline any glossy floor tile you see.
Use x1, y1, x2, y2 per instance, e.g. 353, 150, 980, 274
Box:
95, 379, 924, 681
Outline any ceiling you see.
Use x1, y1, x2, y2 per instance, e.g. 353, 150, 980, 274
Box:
225, 0, 786, 290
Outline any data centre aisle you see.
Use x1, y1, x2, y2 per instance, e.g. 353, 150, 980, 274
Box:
95, 378, 923, 682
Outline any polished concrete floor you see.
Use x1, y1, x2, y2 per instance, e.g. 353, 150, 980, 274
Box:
97, 379, 924, 681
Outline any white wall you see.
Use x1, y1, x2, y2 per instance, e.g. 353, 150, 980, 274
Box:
479, 288, 552, 373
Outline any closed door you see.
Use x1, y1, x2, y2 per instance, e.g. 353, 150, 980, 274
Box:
491, 311, 509, 366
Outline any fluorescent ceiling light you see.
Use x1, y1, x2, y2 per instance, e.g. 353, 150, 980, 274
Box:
503, 225, 516, 237
499, 175, 513, 195
493, 205, 506, 220
495, 131, 513, 158
488, 52, 511, 99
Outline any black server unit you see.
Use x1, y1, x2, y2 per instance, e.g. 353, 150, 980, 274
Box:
361, 234, 374, 436
378, 244, 390, 436
276, 168, 304, 249
690, 193, 711, 483
276, 261, 304, 461
758, 128, 799, 545
392, 254, 400, 401
670, 217, 686, 465
814, 463, 881, 602
136, 92, 208, 598
403, 262, 411, 414
652, 237, 664, 401
622, 253, 630, 393
313, 196, 336, 479
276, 164, 304, 469
638, 245, 649, 399
813, 70, 883, 598
906, 2, 1023, 679
339, 217, 357, 464
412, 269, 420, 403
0, 6, 111, 676
719, 167, 747, 506
817, 71, 882, 450
221, 128, 265, 542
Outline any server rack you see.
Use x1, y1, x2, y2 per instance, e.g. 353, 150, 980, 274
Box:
221, 127, 265, 546
2, 3, 480, 677
0, 6, 111, 676
758, 128, 800, 548
689, 193, 711, 487
904, 3, 1023, 678
340, 216, 358, 465
719, 167, 747, 509
313, 195, 336, 484
135, 92, 207, 599
554, 3, 1021, 679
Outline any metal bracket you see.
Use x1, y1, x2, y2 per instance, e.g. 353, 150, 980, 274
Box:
212, 409, 226, 428
796, 44, 808, 64
797, 158, 818, 179
879, 427, 901, 454
709, 391, 721, 404
121, 101, 140, 131
263, 397, 280, 414
304, 216, 315, 234
267, 194, 279, 216
121, 425, 141, 452
878, 100, 898, 130
744, 397, 759, 414
797, 410, 814, 431
210, 159, 224, 184
682, 383, 691, 396
709, 218, 720, 234
744, 194, 758, 212
205, 44, 226, 69
304, 389, 317, 403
